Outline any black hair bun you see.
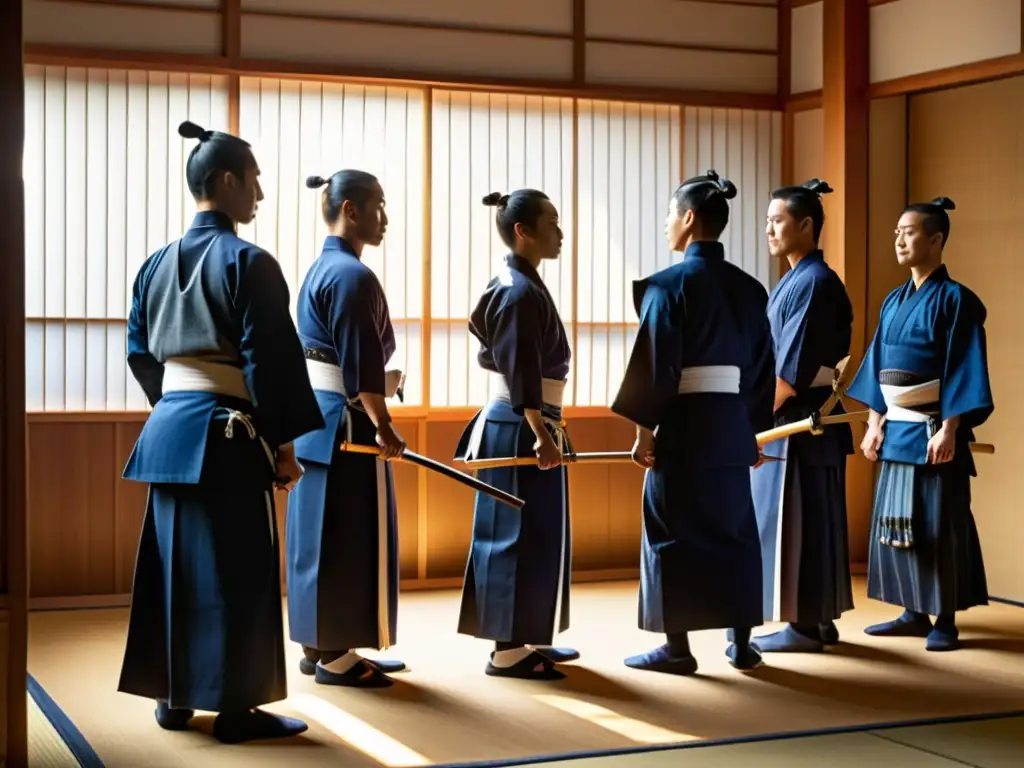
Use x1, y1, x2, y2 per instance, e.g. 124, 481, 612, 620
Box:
718, 178, 738, 200
178, 120, 208, 141
482, 191, 503, 206
804, 178, 834, 195
932, 196, 956, 211
306, 175, 329, 189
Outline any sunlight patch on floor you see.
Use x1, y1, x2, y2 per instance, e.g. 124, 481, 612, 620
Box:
534, 693, 700, 745
286, 692, 434, 766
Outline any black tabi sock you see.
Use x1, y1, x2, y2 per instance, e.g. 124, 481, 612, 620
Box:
731, 627, 752, 649
934, 613, 957, 633
495, 641, 521, 653
792, 622, 821, 639
667, 632, 691, 657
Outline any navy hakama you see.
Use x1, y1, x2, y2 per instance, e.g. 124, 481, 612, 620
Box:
456, 399, 573, 646
750, 251, 855, 649
118, 211, 324, 741
286, 403, 400, 653
846, 264, 994, 650
610, 241, 776, 673
286, 236, 404, 685
867, 462, 988, 616
120, 404, 284, 714
753, 449, 853, 625
639, 465, 763, 633
455, 254, 576, 678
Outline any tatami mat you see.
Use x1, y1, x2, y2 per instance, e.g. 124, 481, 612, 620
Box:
28, 692, 80, 768
26, 579, 1024, 767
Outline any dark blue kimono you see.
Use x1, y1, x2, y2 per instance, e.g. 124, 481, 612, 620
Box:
610, 241, 775, 633
118, 210, 323, 714
752, 251, 856, 627
454, 254, 573, 646
287, 236, 401, 654
846, 265, 993, 617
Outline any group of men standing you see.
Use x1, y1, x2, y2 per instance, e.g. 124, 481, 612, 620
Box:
114, 121, 994, 744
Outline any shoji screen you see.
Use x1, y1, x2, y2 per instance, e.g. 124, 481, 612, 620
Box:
575, 100, 681, 407
682, 106, 783, 289
430, 90, 574, 407
23, 65, 231, 411
238, 78, 427, 404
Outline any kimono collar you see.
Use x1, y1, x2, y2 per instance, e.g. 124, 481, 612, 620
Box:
910, 263, 949, 291
322, 235, 360, 258
682, 241, 725, 261
190, 210, 236, 232
795, 249, 824, 268
506, 253, 545, 287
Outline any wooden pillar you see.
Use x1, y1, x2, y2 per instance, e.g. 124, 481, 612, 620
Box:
821, 0, 872, 562
223, 0, 241, 134
1, 0, 28, 763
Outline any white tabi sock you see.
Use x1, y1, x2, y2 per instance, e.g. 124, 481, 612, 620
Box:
319, 651, 363, 675
491, 647, 534, 668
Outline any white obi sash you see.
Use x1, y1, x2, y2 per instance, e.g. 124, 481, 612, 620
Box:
677, 365, 740, 395
880, 379, 940, 423
490, 372, 568, 410
305, 359, 404, 400
462, 373, 568, 461
306, 358, 351, 398
163, 356, 251, 402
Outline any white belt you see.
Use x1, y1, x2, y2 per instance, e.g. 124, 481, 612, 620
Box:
490, 373, 567, 409
162, 357, 251, 401
881, 379, 940, 423
677, 365, 740, 395
306, 358, 351, 398
810, 365, 834, 389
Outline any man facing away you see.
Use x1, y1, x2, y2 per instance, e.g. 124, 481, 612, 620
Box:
117, 120, 324, 743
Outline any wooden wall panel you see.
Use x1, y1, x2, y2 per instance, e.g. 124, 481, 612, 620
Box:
790, 1, 823, 94
867, 95, 908, 335
907, 76, 1024, 601
240, 0, 575, 34
241, 15, 575, 82
870, 0, 1022, 84
585, 0, 777, 51
25, 0, 223, 56
26, 416, 646, 602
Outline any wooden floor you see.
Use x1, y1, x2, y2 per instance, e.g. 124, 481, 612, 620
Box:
26, 579, 1024, 767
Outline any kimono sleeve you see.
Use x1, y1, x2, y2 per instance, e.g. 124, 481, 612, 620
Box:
490, 290, 545, 413
774, 276, 833, 391
326, 273, 387, 398
845, 295, 891, 414
941, 289, 994, 429
610, 282, 683, 431
239, 251, 324, 449
126, 254, 164, 407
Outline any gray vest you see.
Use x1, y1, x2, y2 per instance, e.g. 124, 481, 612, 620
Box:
145, 238, 241, 366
